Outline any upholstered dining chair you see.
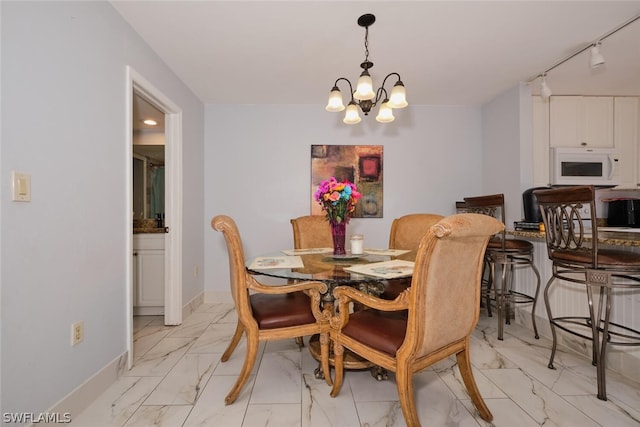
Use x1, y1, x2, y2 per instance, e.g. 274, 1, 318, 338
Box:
462, 194, 541, 341
290, 215, 333, 249
212, 215, 332, 404
327, 213, 503, 426
380, 213, 445, 300
534, 185, 640, 400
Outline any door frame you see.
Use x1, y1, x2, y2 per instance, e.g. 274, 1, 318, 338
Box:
126, 66, 183, 369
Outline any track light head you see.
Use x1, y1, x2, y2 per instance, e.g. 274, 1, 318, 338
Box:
590, 42, 605, 68
540, 75, 552, 99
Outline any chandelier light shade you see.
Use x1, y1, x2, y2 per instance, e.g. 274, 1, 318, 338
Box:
325, 13, 408, 124
343, 102, 362, 124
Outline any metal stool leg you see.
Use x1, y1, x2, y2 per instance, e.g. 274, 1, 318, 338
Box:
544, 274, 558, 370
528, 258, 541, 339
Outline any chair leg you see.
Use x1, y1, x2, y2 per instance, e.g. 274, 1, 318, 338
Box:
295, 336, 304, 349
544, 275, 558, 370
221, 321, 244, 362
528, 259, 541, 339
456, 345, 493, 422
485, 258, 494, 317
225, 333, 258, 405
495, 258, 507, 340
320, 332, 333, 386
330, 342, 344, 397
396, 365, 420, 427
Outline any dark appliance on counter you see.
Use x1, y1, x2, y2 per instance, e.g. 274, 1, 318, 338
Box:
606, 198, 640, 228
514, 186, 551, 230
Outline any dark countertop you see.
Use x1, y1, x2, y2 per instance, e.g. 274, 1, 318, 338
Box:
133, 227, 166, 234
508, 229, 640, 247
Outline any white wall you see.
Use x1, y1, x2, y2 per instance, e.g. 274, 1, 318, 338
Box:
1, 1, 204, 415
204, 104, 484, 295
481, 83, 534, 226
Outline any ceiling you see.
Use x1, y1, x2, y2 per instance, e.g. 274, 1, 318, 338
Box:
112, 1, 640, 107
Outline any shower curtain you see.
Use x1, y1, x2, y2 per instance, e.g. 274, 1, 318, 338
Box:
151, 166, 165, 219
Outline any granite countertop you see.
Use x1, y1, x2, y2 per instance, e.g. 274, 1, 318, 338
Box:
133, 219, 165, 234
133, 227, 166, 234
508, 229, 640, 247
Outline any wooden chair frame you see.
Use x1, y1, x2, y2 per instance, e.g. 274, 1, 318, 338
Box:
212, 215, 332, 405
327, 213, 503, 425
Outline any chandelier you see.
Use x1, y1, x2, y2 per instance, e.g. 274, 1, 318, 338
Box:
325, 14, 408, 124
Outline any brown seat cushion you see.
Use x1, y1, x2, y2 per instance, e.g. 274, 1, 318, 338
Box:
250, 292, 317, 329
551, 247, 640, 268
487, 238, 533, 252
342, 309, 407, 356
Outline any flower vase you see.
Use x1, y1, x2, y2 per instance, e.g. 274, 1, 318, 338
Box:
330, 221, 347, 255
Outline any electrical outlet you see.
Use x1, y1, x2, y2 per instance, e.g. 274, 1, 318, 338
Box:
71, 321, 84, 346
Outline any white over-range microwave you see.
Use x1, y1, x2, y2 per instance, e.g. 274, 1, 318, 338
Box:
550, 147, 620, 186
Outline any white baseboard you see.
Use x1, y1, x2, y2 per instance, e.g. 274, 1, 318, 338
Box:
183, 291, 204, 318
37, 292, 211, 425
39, 352, 128, 426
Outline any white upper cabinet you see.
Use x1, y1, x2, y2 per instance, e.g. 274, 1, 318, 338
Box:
549, 96, 614, 148
614, 97, 640, 189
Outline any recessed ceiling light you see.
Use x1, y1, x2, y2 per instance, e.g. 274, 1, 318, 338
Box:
143, 119, 157, 126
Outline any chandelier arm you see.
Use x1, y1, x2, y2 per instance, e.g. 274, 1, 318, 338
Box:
374, 87, 388, 105
380, 72, 402, 90
333, 77, 355, 101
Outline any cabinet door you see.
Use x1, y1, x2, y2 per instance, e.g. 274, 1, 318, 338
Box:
134, 249, 165, 307
584, 96, 614, 147
549, 96, 614, 147
550, 96, 581, 147
615, 97, 640, 188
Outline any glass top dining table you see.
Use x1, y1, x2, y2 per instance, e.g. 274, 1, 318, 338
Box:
246, 248, 417, 380
245, 249, 417, 286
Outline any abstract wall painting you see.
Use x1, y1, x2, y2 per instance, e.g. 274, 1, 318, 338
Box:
311, 145, 383, 218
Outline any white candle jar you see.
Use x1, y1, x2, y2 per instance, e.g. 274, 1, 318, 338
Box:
350, 234, 364, 254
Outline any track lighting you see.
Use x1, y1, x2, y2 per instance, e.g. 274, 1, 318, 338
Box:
589, 42, 605, 68
528, 14, 639, 97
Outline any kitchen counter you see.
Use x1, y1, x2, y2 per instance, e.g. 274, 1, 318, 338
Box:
508, 228, 640, 247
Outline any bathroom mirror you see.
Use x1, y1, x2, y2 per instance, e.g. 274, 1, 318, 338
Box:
132, 93, 165, 221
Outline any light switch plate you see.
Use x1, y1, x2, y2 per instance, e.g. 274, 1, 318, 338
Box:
12, 171, 31, 202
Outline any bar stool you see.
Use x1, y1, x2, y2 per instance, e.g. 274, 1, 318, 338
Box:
462, 194, 541, 341
534, 185, 640, 400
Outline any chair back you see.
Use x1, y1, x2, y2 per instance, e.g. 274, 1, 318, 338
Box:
290, 215, 333, 248
388, 213, 444, 250
211, 215, 252, 316
462, 194, 507, 248
403, 213, 504, 357
533, 185, 598, 267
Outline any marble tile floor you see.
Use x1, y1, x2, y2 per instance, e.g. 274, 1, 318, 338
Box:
72, 302, 640, 426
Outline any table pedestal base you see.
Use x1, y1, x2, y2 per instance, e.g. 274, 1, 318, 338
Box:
307, 334, 388, 381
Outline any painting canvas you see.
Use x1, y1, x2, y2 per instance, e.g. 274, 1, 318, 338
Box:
311, 145, 383, 218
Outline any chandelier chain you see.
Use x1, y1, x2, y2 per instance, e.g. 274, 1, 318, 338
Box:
364, 27, 370, 62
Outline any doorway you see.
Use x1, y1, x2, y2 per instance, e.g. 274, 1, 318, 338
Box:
127, 67, 183, 369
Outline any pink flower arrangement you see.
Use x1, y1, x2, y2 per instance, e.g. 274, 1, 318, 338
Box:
314, 177, 361, 223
